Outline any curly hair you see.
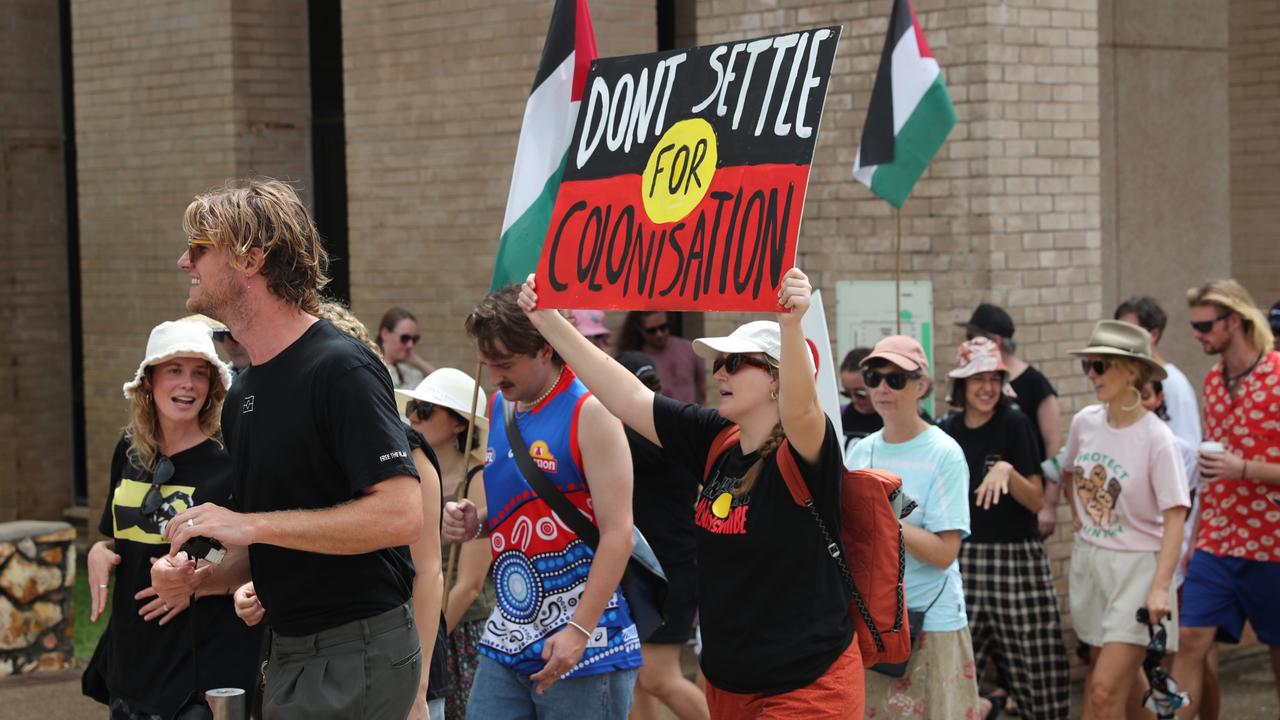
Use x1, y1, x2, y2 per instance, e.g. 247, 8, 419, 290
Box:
317, 301, 386, 361
465, 285, 559, 363
183, 177, 330, 314
124, 363, 227, 473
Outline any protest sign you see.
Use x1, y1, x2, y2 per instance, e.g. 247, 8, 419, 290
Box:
534, 27, 841, 312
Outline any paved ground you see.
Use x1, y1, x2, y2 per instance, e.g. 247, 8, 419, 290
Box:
2, 649, 1274, 719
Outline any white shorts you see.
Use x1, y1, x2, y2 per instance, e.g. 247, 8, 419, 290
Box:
1069, 539, 1178, 650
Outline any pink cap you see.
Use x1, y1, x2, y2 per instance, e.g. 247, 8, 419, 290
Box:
567, 310, 610, 339
862, 335, 929, 372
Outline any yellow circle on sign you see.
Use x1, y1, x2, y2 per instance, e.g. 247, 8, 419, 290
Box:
640, 118, 718, 224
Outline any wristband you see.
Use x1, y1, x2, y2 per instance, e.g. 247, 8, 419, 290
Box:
470, 522, 485, 542
565, 620, 592, 639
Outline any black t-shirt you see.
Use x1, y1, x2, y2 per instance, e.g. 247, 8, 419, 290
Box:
652, 395, 853, 695
841, 405, 884, 441
939, 405, 1044, 543
1010, 365, 1057, 461
628, 427, 698, 564
404, 428, 449, 702
222, 319, 419, 637
92, 436, 263, 717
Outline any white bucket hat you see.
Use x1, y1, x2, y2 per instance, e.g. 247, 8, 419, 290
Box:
395, 368, 489, 429
693, 320, 816, 374
122, 320, 235, 401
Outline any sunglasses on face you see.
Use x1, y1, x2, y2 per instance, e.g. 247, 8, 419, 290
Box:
212, 330, 234, 343
1189, 312, 1231, 334
712, 353, 774, 376
642, 323, 669, 336
1080, 358, 1114, 376
839, 388, 870, 400
399, 334, 421, 345
405, 400, 436, 422
861, 368, 920, 391
140, 456, 176, 518
186, 237, 215, 261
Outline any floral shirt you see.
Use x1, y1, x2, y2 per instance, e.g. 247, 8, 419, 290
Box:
1198, 350, 1280, 562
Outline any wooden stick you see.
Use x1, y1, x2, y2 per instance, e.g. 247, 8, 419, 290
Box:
442, 357, 484, 616
895, 207, 903, 334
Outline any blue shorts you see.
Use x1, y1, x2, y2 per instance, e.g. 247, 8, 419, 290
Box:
1180, 550, 1280, 645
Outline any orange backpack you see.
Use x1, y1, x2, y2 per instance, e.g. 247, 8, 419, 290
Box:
704, 426, 915, 666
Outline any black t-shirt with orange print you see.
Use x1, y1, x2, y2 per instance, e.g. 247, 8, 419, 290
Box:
652, 395, 853, 695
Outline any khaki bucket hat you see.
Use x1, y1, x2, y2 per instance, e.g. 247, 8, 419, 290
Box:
1068, 320, 1167, 381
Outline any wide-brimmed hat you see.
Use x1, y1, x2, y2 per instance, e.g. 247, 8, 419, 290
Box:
1069, 320, 1167, 381
862, 335, 929, 373
948, 337, 1016, 398
957, 303, 1015, 339
566, 309, 611, 339
122, 320, 234, 401
395, 367, 489, 429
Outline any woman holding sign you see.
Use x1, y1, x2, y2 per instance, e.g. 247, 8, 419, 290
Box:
516, 269, 860, 719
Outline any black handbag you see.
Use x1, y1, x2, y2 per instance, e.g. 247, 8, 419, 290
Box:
869, 582, 946, 678
503, 401, 669, 642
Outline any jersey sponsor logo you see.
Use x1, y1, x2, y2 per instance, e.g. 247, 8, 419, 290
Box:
241, 395, 255, 413
486, 447, 496, 466
527, 440, 559, 473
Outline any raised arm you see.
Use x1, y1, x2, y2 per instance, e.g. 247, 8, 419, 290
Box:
776, 268, 826, 463
518, 275, 660, 445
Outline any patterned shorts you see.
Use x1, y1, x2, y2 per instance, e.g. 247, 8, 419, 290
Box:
445, 619, 486, 720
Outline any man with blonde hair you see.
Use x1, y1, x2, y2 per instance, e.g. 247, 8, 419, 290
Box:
156, 178, 426, 719
1173, 279, 1280, 718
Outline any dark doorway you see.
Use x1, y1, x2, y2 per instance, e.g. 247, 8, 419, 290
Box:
60, 0, 86, 505
308, 0, 350, 304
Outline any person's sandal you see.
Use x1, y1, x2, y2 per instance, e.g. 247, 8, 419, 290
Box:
982, 693, 1008, 720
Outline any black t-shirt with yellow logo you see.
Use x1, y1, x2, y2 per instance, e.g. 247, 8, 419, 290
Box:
91, 435, 262, 717
652, 395, 853, 695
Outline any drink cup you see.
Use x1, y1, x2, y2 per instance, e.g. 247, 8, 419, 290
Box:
1198, 441, 1224, 455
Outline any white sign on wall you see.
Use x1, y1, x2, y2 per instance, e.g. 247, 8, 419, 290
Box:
835, 280, 935, 416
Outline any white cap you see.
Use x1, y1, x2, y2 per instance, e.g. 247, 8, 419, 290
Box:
693, 320, 816, 374
122, 321, 234, 400
394, 367, 489, 429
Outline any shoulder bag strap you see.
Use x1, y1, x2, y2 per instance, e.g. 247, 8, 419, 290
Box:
503, 400, 600, 549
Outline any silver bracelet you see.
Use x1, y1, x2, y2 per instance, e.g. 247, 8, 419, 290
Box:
565, 620, 592, 639
470, 522, 485, 542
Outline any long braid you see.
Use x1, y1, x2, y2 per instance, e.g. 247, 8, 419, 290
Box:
731, 423, 786, 498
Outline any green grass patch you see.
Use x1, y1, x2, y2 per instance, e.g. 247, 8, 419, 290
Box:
73, 554, 111, 659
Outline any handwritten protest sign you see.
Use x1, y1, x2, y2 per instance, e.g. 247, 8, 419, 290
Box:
534, 27, 841, 312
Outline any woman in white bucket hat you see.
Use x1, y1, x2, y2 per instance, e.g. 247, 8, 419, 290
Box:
515, 269, 861, 719
83, 320, 260, 719
396, 368, 492, 720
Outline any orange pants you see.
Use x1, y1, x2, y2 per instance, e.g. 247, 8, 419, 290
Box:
705, 639, 864, 719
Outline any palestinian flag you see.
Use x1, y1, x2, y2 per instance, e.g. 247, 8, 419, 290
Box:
491, 0, 598, 290
853, 0, 956, 209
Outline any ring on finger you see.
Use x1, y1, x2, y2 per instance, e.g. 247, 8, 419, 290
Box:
163, 603, 170, 612
186, 518, 195, 529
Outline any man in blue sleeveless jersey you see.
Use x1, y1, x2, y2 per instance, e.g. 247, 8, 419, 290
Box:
445, 286, 641, 718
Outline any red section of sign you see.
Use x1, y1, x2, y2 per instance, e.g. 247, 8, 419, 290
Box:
534, 163, 811, 312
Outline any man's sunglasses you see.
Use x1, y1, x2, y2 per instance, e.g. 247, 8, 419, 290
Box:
140, 456, 176, 518
1080, 358, 1114, 376
400, 333, 421, 345
713, 353, 774, 376
405, 400, 436, 422
212, 330, 234, 343
642, 323, 669, 336
186, 237, 215, 261
1189, 312, 1231, 334
861, 368, 920, 391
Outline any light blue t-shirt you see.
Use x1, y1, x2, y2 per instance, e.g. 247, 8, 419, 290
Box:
845, 426, 971, 632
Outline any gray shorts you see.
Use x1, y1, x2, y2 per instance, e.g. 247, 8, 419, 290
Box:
264, 603, 421, 720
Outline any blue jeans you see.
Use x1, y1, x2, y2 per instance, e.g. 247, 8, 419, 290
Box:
465, 656, 637, 720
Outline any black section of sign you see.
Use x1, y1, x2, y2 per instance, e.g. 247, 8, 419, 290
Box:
568, 26, 841, 181
859, 0, 913, 167
532, 0, 579, 93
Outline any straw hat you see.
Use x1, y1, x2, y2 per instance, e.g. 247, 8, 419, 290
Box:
1068, 320, 1167, 381
122, 321, 234, 400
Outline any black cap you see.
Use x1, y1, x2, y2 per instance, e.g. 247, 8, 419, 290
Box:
957, 303, 1015, 339
616, 351, 661, 392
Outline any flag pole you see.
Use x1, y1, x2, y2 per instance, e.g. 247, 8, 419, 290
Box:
895, 207, 902, 334
443, 358, 485, 615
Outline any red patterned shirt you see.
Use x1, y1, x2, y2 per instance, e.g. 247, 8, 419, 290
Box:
1198, 350, 1280, 562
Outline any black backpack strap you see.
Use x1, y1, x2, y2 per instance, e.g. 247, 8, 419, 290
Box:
503, 400, 600, 549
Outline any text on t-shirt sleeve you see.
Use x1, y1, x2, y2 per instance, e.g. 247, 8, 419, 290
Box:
322, 363, 420, 496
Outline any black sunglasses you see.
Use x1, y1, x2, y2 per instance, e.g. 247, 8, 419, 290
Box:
861, 368, 919, 390
400, 333, 421, 345
406, 400, 436, 422
212, 330, 234, 343
713, 353, 774, 376
140, 456, 176, 518
1189, 312, 1231, 334
642, 323, 669, 336
1080, 358, 1114, 376
839, 388, 870, 400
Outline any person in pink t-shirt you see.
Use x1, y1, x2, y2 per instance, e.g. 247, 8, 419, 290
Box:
619, 311, 707, 404
1064, 320, 1190, 720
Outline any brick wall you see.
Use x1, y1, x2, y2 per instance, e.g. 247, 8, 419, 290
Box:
0, 0, 74, 521
73, 0, 310, 528
1229, 0, 1280, 308
341, 0, 658, 370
